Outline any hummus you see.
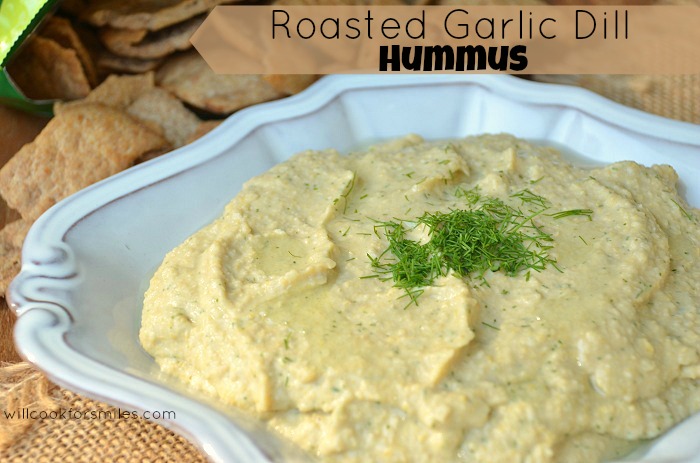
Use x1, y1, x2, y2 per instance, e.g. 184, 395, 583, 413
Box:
140, 134, 700, 463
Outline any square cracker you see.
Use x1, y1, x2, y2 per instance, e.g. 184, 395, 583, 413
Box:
82, 0, 236, 31
39, 16, 99, 87
97, 51, 164, 74
0, 220, 31, 298
156, 51, 286, 115
273, 0, 404, 3
56, 74, 201, 148
0, 103, 169, 221
263, 75, 319, 96
99, 15, 203, 59
7, 36, 91, 101
126, 87, 201, 148
56, 72, 156, 110
185, 120, 221, 145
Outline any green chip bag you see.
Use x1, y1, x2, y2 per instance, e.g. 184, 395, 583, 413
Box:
0, 0, 60, 115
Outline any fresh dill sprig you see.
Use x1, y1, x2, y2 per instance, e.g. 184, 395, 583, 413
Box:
454, 185, 482, 205
549, 209, 593, 220
339, 173, 356, 214
368, 187, 589, 307
671, 199, 693, 221
481, 321, 501, 330
510, 189, 550, 209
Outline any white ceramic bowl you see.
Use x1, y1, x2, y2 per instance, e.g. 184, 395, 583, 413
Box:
10, 75, 700, 463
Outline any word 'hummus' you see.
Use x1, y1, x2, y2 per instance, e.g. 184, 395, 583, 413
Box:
140, 134, 700, 463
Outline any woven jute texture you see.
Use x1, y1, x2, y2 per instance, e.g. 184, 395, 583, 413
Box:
0, 363, 208, 463
531, 74, 700, 125
1, 74, 699, 463
7, 391, 208, 463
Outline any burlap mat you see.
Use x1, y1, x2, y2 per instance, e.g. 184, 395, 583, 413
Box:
1, 73, 699, 462
531, 74, 700, 124
0, 364, 207, 463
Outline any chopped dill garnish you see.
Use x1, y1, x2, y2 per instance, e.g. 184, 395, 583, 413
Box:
510, 189, 549, 209
339, 173, 356, 214
549, 209, 593, 220
481, 321, 501, 330
454, 185, 481, 205
671, 199, 693, 221
367, 187, 587, 306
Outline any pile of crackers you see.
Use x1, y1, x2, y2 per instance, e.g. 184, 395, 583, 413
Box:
6, 0, 320, 111
0, 0, 323, 299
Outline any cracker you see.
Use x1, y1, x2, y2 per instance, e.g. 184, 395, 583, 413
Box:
82, 0, 236, 31
56, 73, 155, 111
66, 21, 115, 82
6, 36, 91, 101
0, 105, 49, 169
97, 51, 164, 74
40, 16, 98, 87
272, 0, 404, 4
185, 120, 222, 144
56, 74, 201, 148
99, 15, 203, 59
439, 0, 545, 4
263, 75, 318, 95
548, 0, 652, 4
59, 0, 89, 16
0, 197, 22, 233
56, 74, 202, 148
127, 88, 201, 148
100, 28, 148, 54
0, 220, 31, 298
156, 51, 285, 115
0, 103, 169, 221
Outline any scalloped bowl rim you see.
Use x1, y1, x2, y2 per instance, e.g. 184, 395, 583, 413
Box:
8, 75, 700, 463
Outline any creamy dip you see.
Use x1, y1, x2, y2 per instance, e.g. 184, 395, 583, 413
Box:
140, 134, 700, 463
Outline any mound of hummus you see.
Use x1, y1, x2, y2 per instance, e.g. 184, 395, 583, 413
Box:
140, 134, 700, 463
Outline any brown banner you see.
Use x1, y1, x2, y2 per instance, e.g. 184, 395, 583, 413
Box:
190, 6, 700, 74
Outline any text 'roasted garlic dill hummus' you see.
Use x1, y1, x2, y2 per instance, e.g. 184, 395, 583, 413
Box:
140, 134, 700, 463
